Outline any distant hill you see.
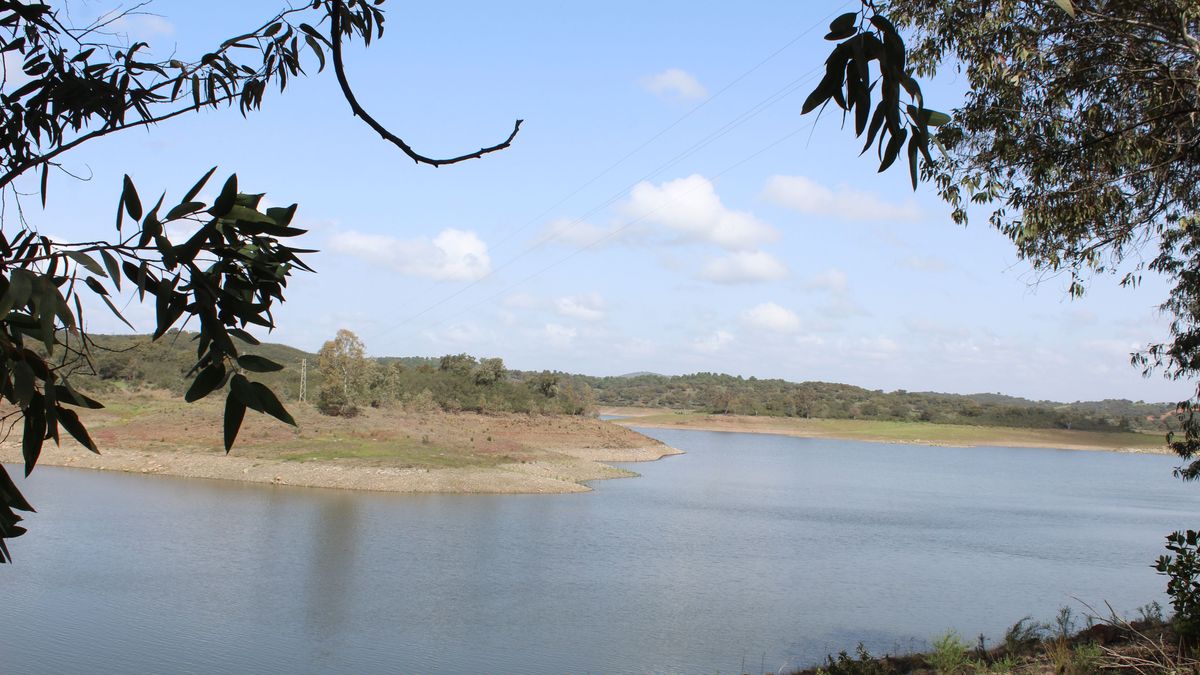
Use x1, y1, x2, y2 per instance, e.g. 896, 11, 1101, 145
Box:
67, 333, 1177, 434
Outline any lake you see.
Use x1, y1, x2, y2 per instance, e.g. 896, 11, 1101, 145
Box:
4, 428, 1198, 673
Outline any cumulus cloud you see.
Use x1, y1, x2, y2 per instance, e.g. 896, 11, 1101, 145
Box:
693, 330, 734, 354
762, 175, 921, 221
556, 293, 606, 321
698, 251, 789, 284
743, 302, 801, 333
543, 323, 577, 348
641, 68, 708, 101
623, 174, 777, 250
330, 228, 491, 281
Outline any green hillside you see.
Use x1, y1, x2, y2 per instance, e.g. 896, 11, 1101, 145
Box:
67, 333, 1177, 434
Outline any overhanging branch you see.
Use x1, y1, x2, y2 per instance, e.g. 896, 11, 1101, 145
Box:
328, 0, 521, 167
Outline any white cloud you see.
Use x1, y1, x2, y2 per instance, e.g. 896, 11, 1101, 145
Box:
698, 251, 789, 284
330, 228, 491, 281
555, 293, 606, 321
802, 268, 848, 293
543, 323, 577, 348
762, 175, 921, 221
641, 68, 708, 101
693, 330, 734, 354
623, 175, 777, 251
743, 302, 802, 333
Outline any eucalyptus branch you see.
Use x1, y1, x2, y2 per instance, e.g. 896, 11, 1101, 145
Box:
328, 0, 522, 167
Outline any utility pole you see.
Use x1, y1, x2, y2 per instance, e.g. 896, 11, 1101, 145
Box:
299, 358, 307, 402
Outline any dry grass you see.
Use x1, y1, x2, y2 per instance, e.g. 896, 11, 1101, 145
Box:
607, 409, 1168, 453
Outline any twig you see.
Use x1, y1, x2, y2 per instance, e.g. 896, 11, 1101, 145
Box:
328, 0, 521, 167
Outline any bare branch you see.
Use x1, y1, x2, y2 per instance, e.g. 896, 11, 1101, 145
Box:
328, 0, 522, 167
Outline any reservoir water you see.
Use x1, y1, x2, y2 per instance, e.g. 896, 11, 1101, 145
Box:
4, 428, 1199, 673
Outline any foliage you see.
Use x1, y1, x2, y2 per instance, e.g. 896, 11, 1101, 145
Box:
317, 329, 367, 416
811, 1, 1200, 473
570, 371, 1166, 432
1002, 616, 1046, 656
820, 643, 894, 675
1154, 529, 1200, 646
0, 0, 520, 562
802, 6, 950, 189
928, 630, 971, 674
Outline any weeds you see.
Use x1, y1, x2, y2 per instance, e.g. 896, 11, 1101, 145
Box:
1002, 617, 1045, 656
928, 631, 970, 674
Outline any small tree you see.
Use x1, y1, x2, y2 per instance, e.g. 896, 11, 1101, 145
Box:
316, 329, 367, 416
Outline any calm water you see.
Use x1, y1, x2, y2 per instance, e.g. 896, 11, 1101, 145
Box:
4, 428, 1199, 674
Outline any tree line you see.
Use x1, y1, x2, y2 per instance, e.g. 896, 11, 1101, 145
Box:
72, 331, 1172, 434
565, 371, 1173, 433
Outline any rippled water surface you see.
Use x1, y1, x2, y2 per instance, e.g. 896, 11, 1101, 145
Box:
4, 428, 1198, 673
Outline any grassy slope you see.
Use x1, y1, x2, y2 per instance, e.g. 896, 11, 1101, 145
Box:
76, 390, 657, 470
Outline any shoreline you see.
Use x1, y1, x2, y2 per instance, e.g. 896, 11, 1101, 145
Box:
602, 407, 1171, 455
2, 441, 684, 495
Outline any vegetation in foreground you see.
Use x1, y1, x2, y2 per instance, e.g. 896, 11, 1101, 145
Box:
794, 603, 1192, 675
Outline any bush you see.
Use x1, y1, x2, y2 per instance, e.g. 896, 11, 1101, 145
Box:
1154, 529, 1200, 648
928, 631, 970, 674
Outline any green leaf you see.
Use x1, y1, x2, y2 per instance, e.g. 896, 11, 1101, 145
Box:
907, 132, 920, 190
22, 401, 45, 476
251, 382, 296, 426
12, 361, 34, 408
210, 174, 238, 217
1053, 0, 1076, 17
57, 407, 97, 453
100, 250, 121, 291
230, 373, 264, 413
182, 166, 218, 204
229, 328, 261, 345
65, 251, 104, 276
223, 391, 247, 453
166, 201, 206, 220
925, 110, 951, 127
54, 384, 104, 409
185, 363, 227, 402
98, 293, 135, 330
122, 175, 142, 221
237, 355, 284, 372
0, 270, 33, 319
266, 204, 298, 227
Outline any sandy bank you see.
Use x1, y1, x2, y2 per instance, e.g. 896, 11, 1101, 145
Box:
0, 394, 683, 494
1, 442, 682, 494
602, 408, 1170, 454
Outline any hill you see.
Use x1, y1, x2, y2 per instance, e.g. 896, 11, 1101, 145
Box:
68, 333, 1177, 434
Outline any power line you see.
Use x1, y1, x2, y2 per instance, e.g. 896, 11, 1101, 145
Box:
412, 120, 818, 338
374, 7, 846, 339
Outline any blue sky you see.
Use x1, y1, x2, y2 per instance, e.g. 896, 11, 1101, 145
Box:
17, 1, 1191, 403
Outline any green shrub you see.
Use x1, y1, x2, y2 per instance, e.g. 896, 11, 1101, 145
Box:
928, 631, 970, 674
1154, 530, 1200, 647
822, 643, 890, 675
1002, 617, 1045, 656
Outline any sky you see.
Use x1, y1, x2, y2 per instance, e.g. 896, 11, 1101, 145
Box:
12, 0, 1192, 403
